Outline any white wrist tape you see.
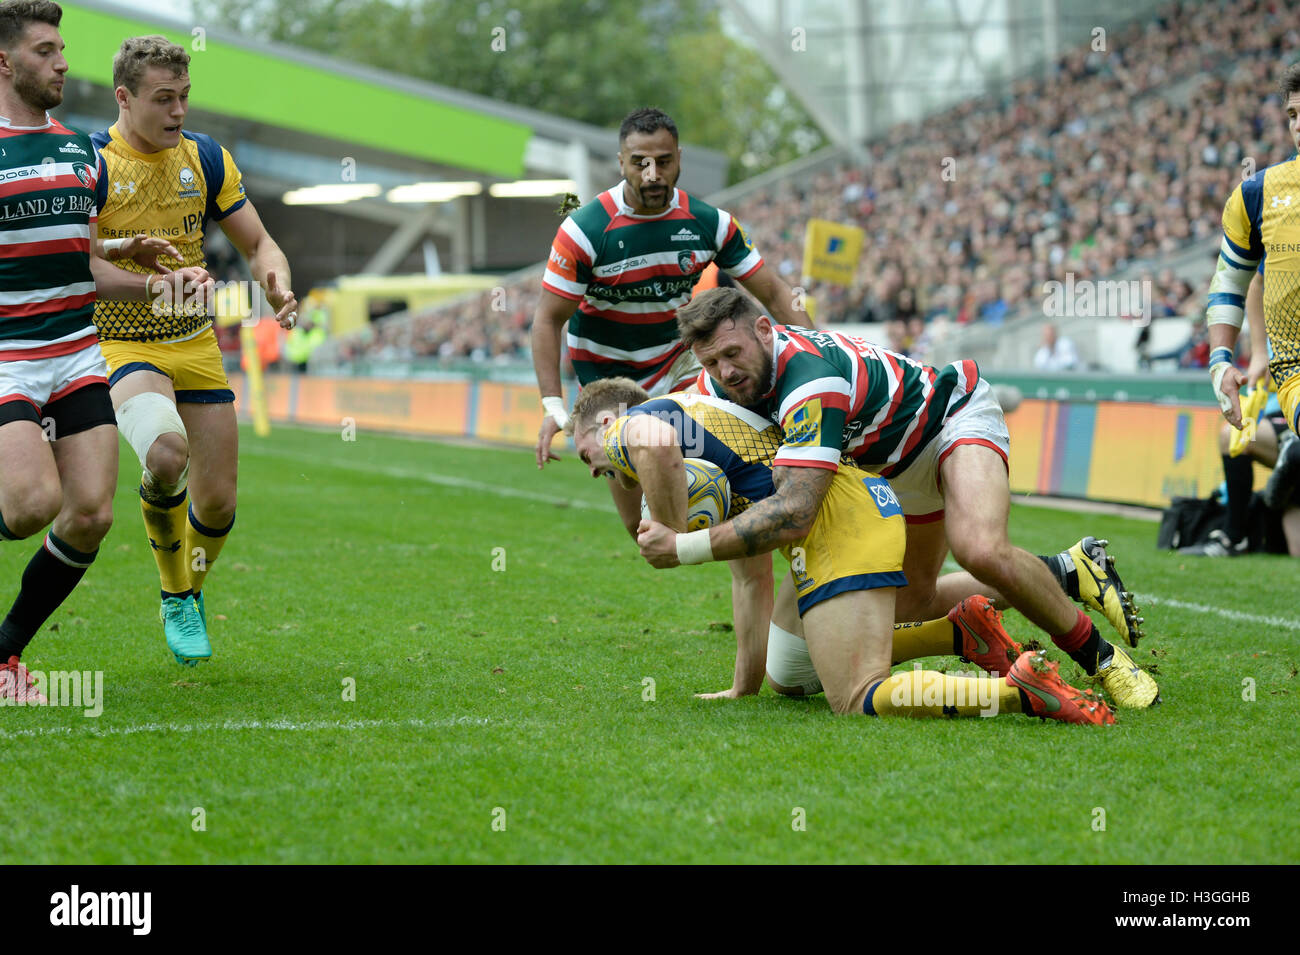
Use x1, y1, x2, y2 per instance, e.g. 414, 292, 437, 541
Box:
102, 238, 128, 258
1209, 361, 1235, 415
675, 529, 713, 565
542, 395, 570, 431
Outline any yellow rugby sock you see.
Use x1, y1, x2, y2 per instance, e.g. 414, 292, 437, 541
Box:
186, 506, 234, 595
141, 488, 190, 598
864, 669, 1022, 717
891, 617, 958, 664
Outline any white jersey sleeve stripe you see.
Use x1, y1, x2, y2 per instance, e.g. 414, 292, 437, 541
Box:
779, 376, 853, 421
0, 224, 92, 245
0, 281, 96, 305
559, 216, 596, 263
543, 270, 586, 297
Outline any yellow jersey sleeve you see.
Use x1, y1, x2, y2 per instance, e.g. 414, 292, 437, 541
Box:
212, 145, 245, 218
1221, 182, 1257, 254
601, 415, 638, 480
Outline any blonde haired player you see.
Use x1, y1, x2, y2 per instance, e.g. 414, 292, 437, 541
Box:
92, 36, 297, 666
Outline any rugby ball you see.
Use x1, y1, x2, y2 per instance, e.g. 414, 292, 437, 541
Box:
640, 458, 731, 531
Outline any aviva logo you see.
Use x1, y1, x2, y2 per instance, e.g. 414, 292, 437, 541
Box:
783, 400, 822, 445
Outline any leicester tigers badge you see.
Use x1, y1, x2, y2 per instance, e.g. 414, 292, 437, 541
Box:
74, 164, 92, 188
677, 250, 695, 273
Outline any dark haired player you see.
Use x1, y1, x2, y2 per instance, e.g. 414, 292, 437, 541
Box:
531, 106, 803, 535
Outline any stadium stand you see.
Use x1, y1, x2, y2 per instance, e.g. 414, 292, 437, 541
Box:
337, 0, 1299, 371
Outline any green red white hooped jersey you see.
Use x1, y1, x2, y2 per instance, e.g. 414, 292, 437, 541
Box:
0, 114, 102, 361
542, 184, 763, 391
696, 324, 981, 477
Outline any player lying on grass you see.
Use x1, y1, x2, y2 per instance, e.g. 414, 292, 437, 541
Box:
639, 287, 1158, 710
570, 378, 1114, 724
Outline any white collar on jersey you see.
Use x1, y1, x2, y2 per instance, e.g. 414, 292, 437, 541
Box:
0, 111, 53, 130
764, 331, 780, 395
611, 182, 681, 219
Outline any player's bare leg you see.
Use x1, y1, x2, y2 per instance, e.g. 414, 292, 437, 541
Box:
941, 443, 1158, 706
110, 372, 188, 486
49, 423, 117, 553
796, 586, 1107, 721
0, 420, 114, 696
941, 445, 1076, 634
110, 372, 207, 665
178, 401, 238, 621
800, 587, 895, 714
0, 420, 62, 540
767, 566, 1021, 694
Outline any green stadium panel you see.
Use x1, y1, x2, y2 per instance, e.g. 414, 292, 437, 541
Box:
61, 4, 531, 177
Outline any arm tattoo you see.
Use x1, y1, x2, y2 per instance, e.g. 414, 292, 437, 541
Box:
730, 467, 829, 556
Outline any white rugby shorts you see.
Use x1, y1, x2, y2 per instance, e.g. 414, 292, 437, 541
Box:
885, 377, 1010, 522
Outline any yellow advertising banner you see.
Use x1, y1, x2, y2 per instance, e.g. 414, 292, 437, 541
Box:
802, 218, 865, 286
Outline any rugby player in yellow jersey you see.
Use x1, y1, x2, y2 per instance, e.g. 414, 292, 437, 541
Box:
92, 36, 297, 666
569, 378, 1113, 724
1209, 64, 1300, 437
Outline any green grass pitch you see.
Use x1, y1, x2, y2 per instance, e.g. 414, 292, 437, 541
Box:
2, 423, 1297, 864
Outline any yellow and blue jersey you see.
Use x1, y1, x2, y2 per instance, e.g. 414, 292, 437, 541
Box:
601, 392, 907, 614
601, 393, 783, 516
1214, 156, 1300, 388
91, 124, 247, 343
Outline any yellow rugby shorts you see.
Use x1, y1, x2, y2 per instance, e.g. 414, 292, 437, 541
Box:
100, 326, 233, 403
781, 464, 908, 616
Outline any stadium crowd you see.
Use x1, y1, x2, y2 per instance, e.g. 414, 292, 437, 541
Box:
344, 0, 1298, 366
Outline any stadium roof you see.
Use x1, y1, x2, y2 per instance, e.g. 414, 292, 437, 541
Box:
54, 1, 728, 286
62, 0, 728, 191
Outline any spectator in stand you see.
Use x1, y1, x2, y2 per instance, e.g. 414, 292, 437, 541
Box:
1034, 323, 1080, 372
347, 0, 1300, 360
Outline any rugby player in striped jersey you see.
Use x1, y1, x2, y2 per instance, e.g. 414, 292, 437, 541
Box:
636, 287, 1160, 710
0, 0, 208, 701
532, 107, 802, 535
569, 378, 1112, 724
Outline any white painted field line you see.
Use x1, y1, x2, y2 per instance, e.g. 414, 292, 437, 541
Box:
941, 559, 1300, 631
243, 444, 618, 514
0, 716, 492, 740
1136, 594, 1300, 632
